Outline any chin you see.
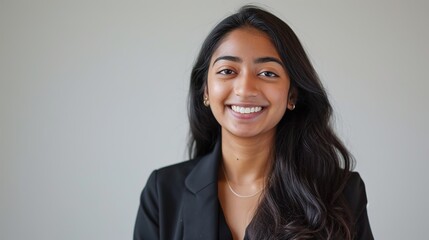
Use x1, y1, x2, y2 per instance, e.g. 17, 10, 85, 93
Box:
225, 128, 265, 139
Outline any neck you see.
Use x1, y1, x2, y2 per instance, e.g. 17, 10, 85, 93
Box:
221, 129, 274, 184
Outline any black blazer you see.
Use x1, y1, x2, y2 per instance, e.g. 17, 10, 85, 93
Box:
134, 142, 374, 239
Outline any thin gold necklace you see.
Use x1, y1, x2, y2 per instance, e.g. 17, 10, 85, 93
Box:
221, 164, 264, 198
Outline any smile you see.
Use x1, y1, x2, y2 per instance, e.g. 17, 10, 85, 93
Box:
231, 105, 263, 114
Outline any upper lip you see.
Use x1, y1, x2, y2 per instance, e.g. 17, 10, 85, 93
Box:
227, 103, 267, 107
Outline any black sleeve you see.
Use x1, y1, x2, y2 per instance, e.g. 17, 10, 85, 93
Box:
344, 172, 374, 240
134, 170, 159, 240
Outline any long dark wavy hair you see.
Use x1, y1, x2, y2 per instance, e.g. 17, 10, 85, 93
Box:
188, 5, 355, 240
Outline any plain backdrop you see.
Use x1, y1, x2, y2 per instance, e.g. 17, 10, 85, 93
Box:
1, 0, 428, 239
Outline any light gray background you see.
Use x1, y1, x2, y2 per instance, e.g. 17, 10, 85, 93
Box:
1, 0, 428, 239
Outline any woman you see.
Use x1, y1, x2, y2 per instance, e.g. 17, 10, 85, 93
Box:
134, 5, 373, 240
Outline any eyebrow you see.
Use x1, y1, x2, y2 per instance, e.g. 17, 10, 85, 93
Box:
212, 56, 242, 66
254, 57, 284, 67
212, 55, 284, 67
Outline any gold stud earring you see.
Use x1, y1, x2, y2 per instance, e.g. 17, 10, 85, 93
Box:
203, 96, 210, 107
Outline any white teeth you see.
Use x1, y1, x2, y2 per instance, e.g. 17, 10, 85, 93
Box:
231, 105, 263, 114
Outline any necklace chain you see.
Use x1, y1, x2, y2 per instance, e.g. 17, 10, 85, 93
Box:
221, 164, 264, 198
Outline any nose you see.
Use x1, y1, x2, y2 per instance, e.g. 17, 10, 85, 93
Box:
234, 71, 258, 97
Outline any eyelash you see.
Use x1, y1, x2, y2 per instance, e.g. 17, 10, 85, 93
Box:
217, 69, 235, 75
216, 69, 279, 78
259, 71, 278, 78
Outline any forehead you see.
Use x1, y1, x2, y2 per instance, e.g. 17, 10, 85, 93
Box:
211, 27, 280, 61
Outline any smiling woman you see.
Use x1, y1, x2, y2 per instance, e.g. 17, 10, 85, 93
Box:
134, 5, 374, 240
207, 27, 292, 141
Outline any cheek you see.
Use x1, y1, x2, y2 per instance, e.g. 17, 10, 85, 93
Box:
207, 79, 230, 103
267, 87, 289, 109
207, 81, 228, 125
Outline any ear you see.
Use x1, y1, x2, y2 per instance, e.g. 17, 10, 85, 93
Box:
204, 85, 209, 98
287, 87, 298, 110
203, 85, 210, 107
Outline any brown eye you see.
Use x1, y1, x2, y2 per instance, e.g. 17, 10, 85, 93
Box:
217, 69, 235, 75
259, 71, 278, 77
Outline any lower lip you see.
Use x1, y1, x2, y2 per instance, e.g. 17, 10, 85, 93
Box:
228, 106, 264, 120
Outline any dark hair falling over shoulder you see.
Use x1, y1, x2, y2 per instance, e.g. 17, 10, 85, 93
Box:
187, 5, 355, 240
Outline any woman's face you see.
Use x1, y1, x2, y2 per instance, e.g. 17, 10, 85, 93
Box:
206, 27, 294, 140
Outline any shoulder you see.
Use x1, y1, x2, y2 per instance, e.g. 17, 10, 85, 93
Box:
134, 158, 203, 239
343, 172, 368, 220
342, 172, 375, 239
157, 158, 201, 177
343, 172, 367, 201
137, 158, 203, 220
146, 158, 202, 191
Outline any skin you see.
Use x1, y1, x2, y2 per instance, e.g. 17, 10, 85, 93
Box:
205, 27, 296, 239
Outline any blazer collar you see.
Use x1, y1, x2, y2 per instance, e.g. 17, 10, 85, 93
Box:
185, 140, 221, 194
182, 141, 222, 240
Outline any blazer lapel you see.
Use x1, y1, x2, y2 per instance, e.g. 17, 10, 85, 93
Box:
182, 141, 221, 240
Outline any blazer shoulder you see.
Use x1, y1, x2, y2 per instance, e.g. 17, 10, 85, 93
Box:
343, 172, 368, 219
134, 159, 201, 240
149, 158, 203, 193
156, 158, 200, 180
343, 172, 374, 239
